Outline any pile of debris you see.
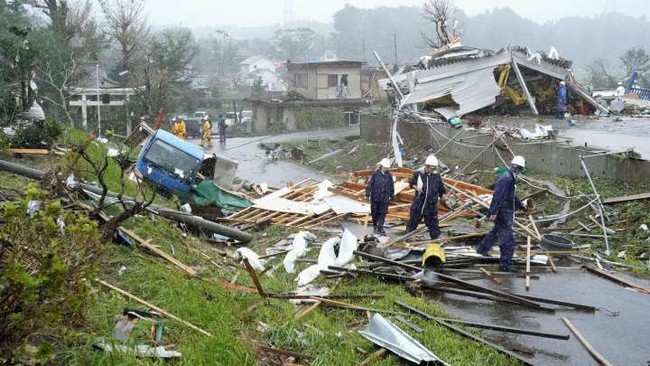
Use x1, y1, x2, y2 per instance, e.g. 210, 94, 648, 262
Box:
226, 168, 491, 230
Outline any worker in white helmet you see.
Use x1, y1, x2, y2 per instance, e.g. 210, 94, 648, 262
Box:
365, 158, 395, 235
476, 155, 529, 271
406, 155, 446, 239
615, 82, 625, 97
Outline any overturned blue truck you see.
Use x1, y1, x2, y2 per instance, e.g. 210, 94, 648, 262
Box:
135, 129, 250, 218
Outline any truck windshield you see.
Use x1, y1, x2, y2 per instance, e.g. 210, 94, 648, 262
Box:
143, 139, 200, 182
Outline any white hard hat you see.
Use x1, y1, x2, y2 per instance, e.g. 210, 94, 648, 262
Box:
171, 117, 177, 122
559, 81, 566, 85
618, 82, 623, 85
378, 158, 391, 168
203, 115, 209, 121
425, 155, 438, 166
511, 155, 526, 168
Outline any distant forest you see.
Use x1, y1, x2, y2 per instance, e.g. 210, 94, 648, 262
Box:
215, 5, 650, 76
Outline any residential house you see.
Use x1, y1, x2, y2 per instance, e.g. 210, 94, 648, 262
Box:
239, 55, 278, 86
286, 60, 363, 100
250, 60, 368, 133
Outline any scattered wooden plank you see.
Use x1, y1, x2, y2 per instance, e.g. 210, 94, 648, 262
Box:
396, 301, 533, 366
588, 215, 615, 235
529, 215, 541, 239
9, 148, 50, 155
562, 318, 613, 366
242, 258, 267, 297
96, 279, 213, 338
119, 228, 197, 277
547, 253, 558, 273
525, 236, 532, 291
577, 221, 592, 232
480, 267, 502, 284
582, 264, 650, 294
256, 344, 313, 361
357, 348, 388, 366
603, 192, 650, 204
311, 297, 404, 316
355, 250, 547, 310
394, 315, 423, 333
295, 301, 321, 320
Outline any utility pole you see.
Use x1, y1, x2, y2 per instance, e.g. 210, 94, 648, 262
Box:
393, 32, 398, 67
96, 62, 102, 138
337, 38, 341, 60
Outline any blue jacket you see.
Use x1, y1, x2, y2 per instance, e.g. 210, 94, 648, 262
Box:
409, 170, 446, 214
366, 170, 395, 203
488, 169, 523, 217
556, 85, 567, 105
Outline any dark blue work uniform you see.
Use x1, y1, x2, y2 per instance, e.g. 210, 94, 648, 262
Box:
477, 168, 523, 269
218, 118, 227, 143
406, 170, 446, 239
365, 170, 395, 232
556, 85, 567, 119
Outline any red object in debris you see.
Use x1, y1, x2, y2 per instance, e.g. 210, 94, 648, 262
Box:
468, 118, 483, 128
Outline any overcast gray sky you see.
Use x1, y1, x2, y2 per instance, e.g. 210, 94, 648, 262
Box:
145, 0, 650, 28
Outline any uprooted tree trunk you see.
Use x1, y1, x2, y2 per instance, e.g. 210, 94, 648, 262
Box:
79, 150, 155, 242
422, 0, 460, 49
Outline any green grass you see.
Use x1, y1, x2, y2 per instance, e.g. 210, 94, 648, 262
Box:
52, 215, 519, 365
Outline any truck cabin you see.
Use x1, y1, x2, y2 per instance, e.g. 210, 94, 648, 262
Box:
136, 129, 203, 193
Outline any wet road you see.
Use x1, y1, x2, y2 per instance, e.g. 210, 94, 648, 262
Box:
430, 266, 650, 365
496, 115, 650, 159
560, 117, 650, 159
189, 126, 360, 187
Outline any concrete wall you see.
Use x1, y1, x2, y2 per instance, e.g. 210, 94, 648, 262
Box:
360, 117, 650, 183
360, 114, 392, 143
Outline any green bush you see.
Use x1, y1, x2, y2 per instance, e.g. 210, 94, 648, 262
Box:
295, 107, 346, 130
0, 184, 105, 360
9, 119, 62, 148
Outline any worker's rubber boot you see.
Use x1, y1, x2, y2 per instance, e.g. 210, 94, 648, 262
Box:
476, 249, 491, 257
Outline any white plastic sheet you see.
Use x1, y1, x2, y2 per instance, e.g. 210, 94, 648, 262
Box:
234, 247, 265, 270
283, 231, 316, 273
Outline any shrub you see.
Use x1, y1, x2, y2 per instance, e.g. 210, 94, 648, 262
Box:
9, 119, 62, 148
0, 184, 105, 359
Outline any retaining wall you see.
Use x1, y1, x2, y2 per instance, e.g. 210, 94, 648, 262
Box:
360, 116, 650, 183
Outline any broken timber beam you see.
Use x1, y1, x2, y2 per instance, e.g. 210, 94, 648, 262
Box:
119, 228, 197, 277
96, 279, 213, 338
395, 301, 533, 366
562, 318, 613, 366
582, 264, 650, 294
242, 258, 267, 297
357, 348, 388, 366
394, 301, 568, 339
355, 250, 547, 310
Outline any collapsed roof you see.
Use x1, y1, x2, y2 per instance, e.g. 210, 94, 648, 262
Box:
379, 46, 608, 119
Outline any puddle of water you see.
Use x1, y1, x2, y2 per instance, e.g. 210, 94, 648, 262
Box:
189, 134, 338, 187
428, 269, 650, 365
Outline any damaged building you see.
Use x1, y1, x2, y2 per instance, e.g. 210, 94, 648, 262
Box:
379, 45, 609, 119
250, 61, 369, 133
